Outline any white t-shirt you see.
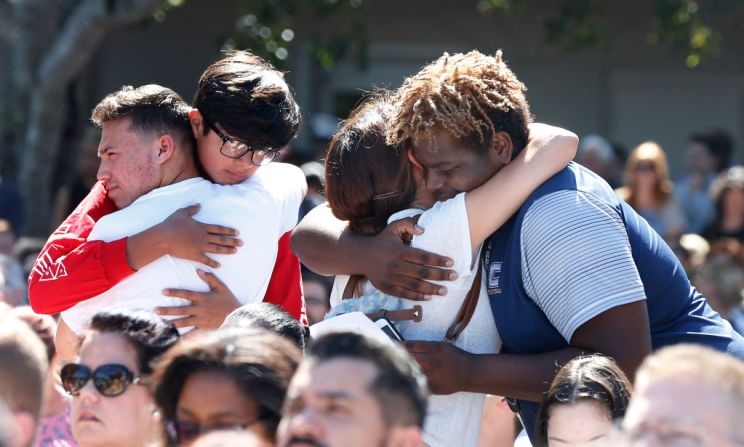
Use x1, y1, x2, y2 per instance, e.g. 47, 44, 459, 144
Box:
62, 163, 305, 334
330, 193, 501, 447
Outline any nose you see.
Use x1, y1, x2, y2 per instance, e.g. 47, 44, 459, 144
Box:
77, 378, 100, 404
283, 408, 324, 444
96, 160, 110, 183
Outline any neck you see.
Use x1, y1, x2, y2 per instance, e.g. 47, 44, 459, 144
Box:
160, 158, 199, 187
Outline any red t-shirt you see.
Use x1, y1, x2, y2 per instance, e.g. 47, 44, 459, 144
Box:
28, 181, 306, 325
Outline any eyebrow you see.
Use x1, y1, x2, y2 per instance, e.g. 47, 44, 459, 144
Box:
97, 145, 114, 156
548, 433, 608, 443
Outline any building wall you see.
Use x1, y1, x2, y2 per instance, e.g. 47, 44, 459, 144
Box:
85, 0, 744, 176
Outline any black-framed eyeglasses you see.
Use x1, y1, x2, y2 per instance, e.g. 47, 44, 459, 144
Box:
204, 118, 278, 166
166, 418, 263, 444
60, 363, 145, 397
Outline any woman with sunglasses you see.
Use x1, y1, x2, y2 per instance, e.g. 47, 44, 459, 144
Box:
151, 328, 301, 446
61, 309, 179, 447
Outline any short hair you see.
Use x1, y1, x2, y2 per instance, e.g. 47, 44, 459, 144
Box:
90, 84, 193, 150
387, 50, 532, 156
306, 332, 428, 428
87, 309, 180, 375
0, 316, 48, 423
636, 344, 744, 400
535, 355, 632, 446
152, 328, 301, 438
220, 303, 306, 350
324, 93, 415, 236
9, 307, 56, 362
193, 51, 301, 151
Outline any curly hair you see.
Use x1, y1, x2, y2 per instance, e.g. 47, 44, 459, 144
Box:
386, 50, 532, 154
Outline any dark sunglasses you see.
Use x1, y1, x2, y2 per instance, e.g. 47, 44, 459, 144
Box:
166, 419, 261, 444
60, 363, 144, 397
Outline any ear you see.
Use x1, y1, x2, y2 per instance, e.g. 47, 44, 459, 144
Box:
156, 134, 177, 165
490, 131, 514, 164
386, 426, 423, 447
189, 108, 204, 138
406, 149, 425, 173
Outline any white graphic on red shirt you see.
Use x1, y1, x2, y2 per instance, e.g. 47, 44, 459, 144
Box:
34, 250, 69, 281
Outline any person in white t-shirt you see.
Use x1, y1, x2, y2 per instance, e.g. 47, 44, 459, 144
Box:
60, 84, 305, 335
320, 94, 578, 447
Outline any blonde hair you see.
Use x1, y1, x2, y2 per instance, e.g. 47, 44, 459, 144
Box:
0, 316, 48, 421
636, 344, 744, 403
622, 141, 674, 206
386, 50, 532, 153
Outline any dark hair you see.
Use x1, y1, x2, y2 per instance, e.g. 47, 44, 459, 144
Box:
324, 93, 416, 236
152, 328, 301, 439
535, 355, 632, 446
387, 50, 532, 157
88, 309, 180, 375
90, 84, 193, 151
710, 166, 744, 226
307, 332, 428, 428
193, 51, 301, 151
220, 303, 306, 350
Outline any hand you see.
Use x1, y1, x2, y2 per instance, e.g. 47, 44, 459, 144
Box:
362, 218, 457, 301
155, 270, 241, 331
157, 204, 242, 268
405, 340, 474, 395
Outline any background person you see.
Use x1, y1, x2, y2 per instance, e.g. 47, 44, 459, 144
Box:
616, 141, 687, 242
534, 355, 632, 447
0, 316, 48, 447
277, 332, 427, 447
63, 309, 179, 447
152, 328, 301, 446
704, 166, 744, 243
220, 302, 307, 350
622, 344, 744, 446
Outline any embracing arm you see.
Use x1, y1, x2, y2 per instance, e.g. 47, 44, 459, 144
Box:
291, 204, 456, 300
465, 123, 578, 251
29, 183, 240, 314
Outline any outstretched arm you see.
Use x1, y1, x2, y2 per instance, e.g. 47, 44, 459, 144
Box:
466, 123, 578, 251
291, 204, 457, 301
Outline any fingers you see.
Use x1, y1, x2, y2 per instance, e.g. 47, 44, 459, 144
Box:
198, 255, 220, 269
162, 288, 208, 303
183, 203, 201, 216
196, 269, 227, 292
207, 234, 242, 248
171, 316, 198, 329
203, 224, 240, 237
387, 218, 424, 237
385, 286, 432, 301
389, 273, 448, 297
155, 304, 195, 317
400, 247, 455, 268
396, 262, 457, 283
205, 244, 238, 255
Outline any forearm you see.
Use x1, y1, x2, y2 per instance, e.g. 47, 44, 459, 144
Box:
290, 203, 365, 276
126, 224, 169, 270
465, 347, 591, 402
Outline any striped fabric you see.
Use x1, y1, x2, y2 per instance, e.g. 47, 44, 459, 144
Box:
520, 190, 647, 341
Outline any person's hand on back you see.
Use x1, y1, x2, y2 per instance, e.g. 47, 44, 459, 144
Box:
361, 217, 458, 301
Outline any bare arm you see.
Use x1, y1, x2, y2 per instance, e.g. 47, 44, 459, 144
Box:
466, 124, 578, 252
291, 204, 457, 300
407, 300, 651, 401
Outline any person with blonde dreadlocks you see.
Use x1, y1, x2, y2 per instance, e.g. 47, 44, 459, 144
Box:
291, 50, 744, 443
